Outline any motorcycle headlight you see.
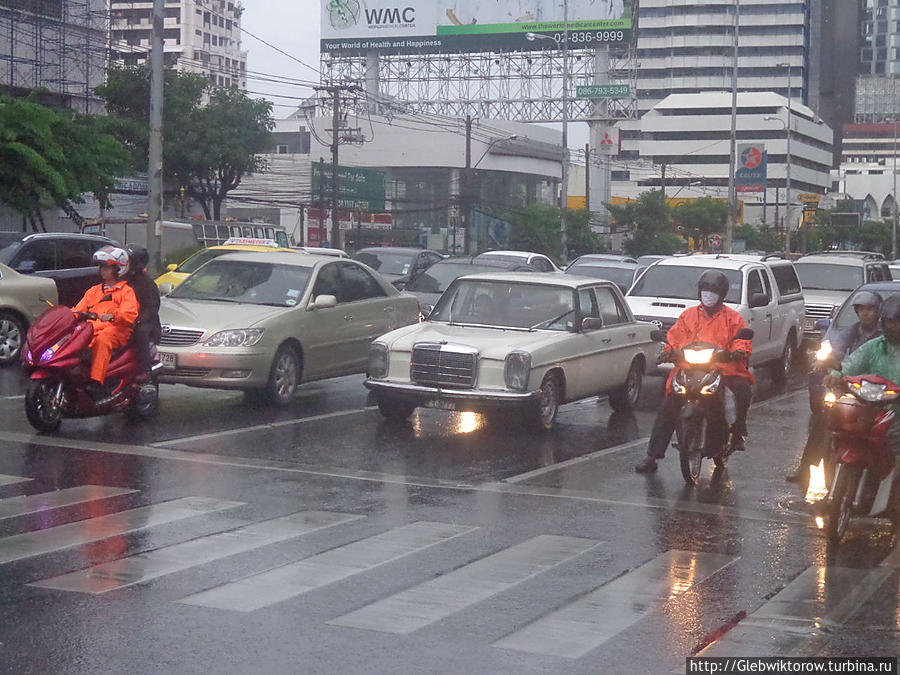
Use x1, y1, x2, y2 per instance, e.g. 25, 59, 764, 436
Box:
853, 380, 900, 403
815, 340, 832, 362
672, 378, 687, 395
504, 351, 532, 391
203, 328, 265, 347
823, 391, 837, 405
40, 348, 54, 362
367, 343, 389, 379
683, 347, 715, 365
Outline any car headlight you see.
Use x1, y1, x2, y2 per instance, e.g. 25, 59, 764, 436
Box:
367, 343, 389, 378
504, 351, 532, 391
815, 340, 832, 362
203, 328, 265, 347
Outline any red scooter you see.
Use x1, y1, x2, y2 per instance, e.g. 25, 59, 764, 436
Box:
820, 374, 899, 543
21, 305, 160, 432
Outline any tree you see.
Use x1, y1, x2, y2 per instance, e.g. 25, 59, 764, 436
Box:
503, 203, 606, 263
671, 197, 727, 250
734, 224, 782, 252
96, 67, 274, 220
607, 190, 682, 256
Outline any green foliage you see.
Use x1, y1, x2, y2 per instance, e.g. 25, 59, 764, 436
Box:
672, 197, 727, 248
734, 224, 782, 252
503, 203, 606, 263
856, 220, 893, 255
607, 190, 683, 256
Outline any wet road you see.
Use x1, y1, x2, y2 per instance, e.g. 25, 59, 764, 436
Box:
0, 365, 897, 674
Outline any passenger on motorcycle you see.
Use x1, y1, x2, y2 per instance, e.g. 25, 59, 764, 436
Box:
787, 290, 883, 483
124, 243, 161, 379
71, 246, 139, 401
635, 270, 754, 474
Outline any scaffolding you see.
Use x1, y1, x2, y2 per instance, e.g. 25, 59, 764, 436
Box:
0, 0, 109, 113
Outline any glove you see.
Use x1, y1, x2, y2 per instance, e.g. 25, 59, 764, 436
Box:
824, 374, 844, 389
77, 311, 98, 321
99, 314, 115, 322
656, 349, 679, 365
730, 349, 747, 363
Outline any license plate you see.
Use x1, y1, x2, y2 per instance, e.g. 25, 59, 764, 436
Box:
428, 399, 460, 412
802, 318, 816, 331
159, 352, 176, 370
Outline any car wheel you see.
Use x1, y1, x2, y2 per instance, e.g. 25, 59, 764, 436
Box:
0, 311, 25, 366
377, 396, 415, 422
529, 373, 561, 432
773, 337, 795, 384
265, 344, 300, 406
609, 359, 643, 412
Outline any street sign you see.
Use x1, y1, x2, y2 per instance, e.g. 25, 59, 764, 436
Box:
576, 84, 630, 99
595, 126, 619, 155
311, 163, 386, 212
797, 193, 821, 203
735, 144, 767, 193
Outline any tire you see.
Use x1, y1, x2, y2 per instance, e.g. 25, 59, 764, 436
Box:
773, 337, 795, 384
0, 311, 26, 366
127, 380, 159, 421
609, 359, 643, 412
824, 465, 857, 545
265, 344, 300, 406
377, 396, 415, 422
25, 379, 63, 433
528, 373, 561, 432
678, 417, 704, 486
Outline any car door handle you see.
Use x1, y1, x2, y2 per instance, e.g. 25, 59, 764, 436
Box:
384, 306, 394, 313
602, 338, 612, 344
628, 332, 636, 338
343, 314, 354, 321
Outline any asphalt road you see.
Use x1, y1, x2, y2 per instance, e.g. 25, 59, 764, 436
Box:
0, 363, 897, 675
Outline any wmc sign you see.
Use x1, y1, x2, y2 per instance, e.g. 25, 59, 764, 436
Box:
320, 0, 633, 55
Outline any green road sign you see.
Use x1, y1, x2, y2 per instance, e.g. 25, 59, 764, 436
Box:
312, 163, 386, 212
575, 84, 630, 99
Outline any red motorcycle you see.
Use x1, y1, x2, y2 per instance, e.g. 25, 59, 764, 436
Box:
821, 374, 899, 543
21, 305, 160, 432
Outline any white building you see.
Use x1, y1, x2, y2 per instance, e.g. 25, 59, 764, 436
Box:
110, 0, 247, 90
639, 92, 833, 226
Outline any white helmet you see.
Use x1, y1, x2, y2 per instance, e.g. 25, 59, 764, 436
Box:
93, 245, 130, 279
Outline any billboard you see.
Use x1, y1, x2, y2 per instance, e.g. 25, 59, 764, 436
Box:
735, 144, 766, 193
321, 0, 632, 55
311, 163, 386, 212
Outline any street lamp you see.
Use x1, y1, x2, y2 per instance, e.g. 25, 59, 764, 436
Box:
527, 12, 570, 264
670, 180, 703, 200
473, 134, 519, 168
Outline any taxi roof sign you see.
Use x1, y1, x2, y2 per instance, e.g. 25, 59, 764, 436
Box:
222, 237, 280, 248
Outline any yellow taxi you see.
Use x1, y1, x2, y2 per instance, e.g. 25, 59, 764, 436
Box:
155, 238, 297, 289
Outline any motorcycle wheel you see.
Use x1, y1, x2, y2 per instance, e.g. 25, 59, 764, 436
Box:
25, 379, 63, 433
127, 380, 159, 421
824, 465, 857, 545
713, 455, 728, 469
678, 417, 704, 486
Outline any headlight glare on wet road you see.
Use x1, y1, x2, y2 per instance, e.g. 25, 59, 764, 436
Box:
203, 328, 265, 347
504, 351, 531, 391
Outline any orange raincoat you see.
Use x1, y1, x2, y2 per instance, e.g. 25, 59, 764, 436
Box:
72, 279, 139, 383
663, 304, 754, 393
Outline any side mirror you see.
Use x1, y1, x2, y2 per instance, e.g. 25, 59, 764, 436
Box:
749, 292, 769, 308
392, 278, 407, 291
581, 317, 604, 332
735, 327, 755, 340
16, 260, 36, 273
167, 264, 177, 272
815, 318, 831, 331
649, 329, 666, 343
310, 294, 337, 310
157, 282, 174, 296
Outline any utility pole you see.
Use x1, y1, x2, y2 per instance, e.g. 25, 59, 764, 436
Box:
330, 88, 340, 248
724, 0, 740, 254
464, 114, 472, 254
560, 0, 570, 265
894, 75, 898, 259
584, 143, 590, 212
146, 0, 165, 274
784, 64, 793, 255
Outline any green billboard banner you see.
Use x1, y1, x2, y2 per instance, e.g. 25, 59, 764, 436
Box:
575, 84, 630, 99
312, 163, 386, 213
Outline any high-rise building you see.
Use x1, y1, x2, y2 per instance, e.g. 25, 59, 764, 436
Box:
109, 0, 247, 90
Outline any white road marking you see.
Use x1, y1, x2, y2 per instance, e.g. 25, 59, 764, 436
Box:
30, 511, 361, 594
0, 485, 136, 520
0, 474, 32, 487
153, 407, 378, 447
505, 438, 649, 483
178, 521, 477, 612
494, 549, 738, 658
329, 535, 600, 635
0, 394, 24, 400
0, 496, 242, 565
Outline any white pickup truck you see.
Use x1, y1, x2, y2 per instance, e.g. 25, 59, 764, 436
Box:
625, 254, 805, 381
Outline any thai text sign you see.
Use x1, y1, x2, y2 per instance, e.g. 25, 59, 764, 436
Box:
311, 163, 386, 213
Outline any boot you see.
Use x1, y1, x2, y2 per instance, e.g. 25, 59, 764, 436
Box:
84, 381, 109, 403
635, 456, 658, 474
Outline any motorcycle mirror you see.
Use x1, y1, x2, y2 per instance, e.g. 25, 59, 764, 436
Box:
649, 329, 666, 342
735, 328, 754, 340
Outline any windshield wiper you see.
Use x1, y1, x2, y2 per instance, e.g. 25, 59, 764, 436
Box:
530, 309, 575, 330
188, 296, 243, 303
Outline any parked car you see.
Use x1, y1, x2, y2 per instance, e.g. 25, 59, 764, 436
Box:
474, 250, 561, 273
404, 256, 539, 317
293, 246, 348, 258
564, 258, 640, 293
625, 254, 804, 381
794, 252, 893, 344
155, 237, 298, 291
0, 262, 58, 365
352, 247, 443, 287
568, 254, 638, 266
156, 252, 420, 405
365, 273, 660, 430
0, 232, 118, 306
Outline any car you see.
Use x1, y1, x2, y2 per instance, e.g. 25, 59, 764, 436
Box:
352, 247, 443, 287
293, 246, 348, 258
365, 272, 660, 430
564, 259, 640, 293
793, 252, 893, 343
404, 256, 539, 317
0, 232, 118, 306
890, 260, 900, 278
816, 280, 900, 339
0, 262, 58, 365
568, 254, 638, 265
625, 254, 805, 381
474, 250, 561, 273
155, 237, 298, 290
156, 252, 420, 405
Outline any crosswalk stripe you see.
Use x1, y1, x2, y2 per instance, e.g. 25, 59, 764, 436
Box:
0, 474, 32, 487
30, 511, 363, 594
0, 486, 137, 521
494, 550, 738, 659
0, 496, 242, 565
329, 534, 600, 635
177, 521, 478, 612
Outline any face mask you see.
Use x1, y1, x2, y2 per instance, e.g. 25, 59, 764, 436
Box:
700, 290, 720, 308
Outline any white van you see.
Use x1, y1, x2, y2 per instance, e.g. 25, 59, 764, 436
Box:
625, 254, 804, 381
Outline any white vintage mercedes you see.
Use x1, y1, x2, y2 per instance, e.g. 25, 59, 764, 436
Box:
364, 272, 662, 430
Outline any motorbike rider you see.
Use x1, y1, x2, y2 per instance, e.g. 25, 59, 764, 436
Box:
71, 246, 139, 402
787, 290, 883, 483
124, 243, 161, 379
635, 269, 754, 474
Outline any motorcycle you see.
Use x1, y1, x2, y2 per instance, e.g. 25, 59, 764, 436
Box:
653, 328, 754, 486
20, 305, 161, 432
820, 374, 899, 544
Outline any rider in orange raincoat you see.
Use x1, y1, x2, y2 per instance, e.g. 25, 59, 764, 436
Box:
71, 246, 139, 400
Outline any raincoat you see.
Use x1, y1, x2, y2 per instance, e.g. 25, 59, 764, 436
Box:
835, 336, 900, 450
72, 279, 139, 382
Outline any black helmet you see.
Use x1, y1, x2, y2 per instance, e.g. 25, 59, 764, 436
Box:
125, 243, 149, 271
880, 294, 900, 328
851, 289, 883, 310
698, 269, 729, 299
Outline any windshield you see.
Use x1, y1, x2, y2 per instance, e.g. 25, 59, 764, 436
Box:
629, 265, 742, 304
565, 265, 635, 289
169, 259, 311, 307
795, 263, 863, 292
832, 288, 900, 330
354, 250, 414, 276
430, 280, 576, 331
408, 263, 507, 293
176, 248, 231, 274
476, 254, 523, 265
0, 240, 22, 265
